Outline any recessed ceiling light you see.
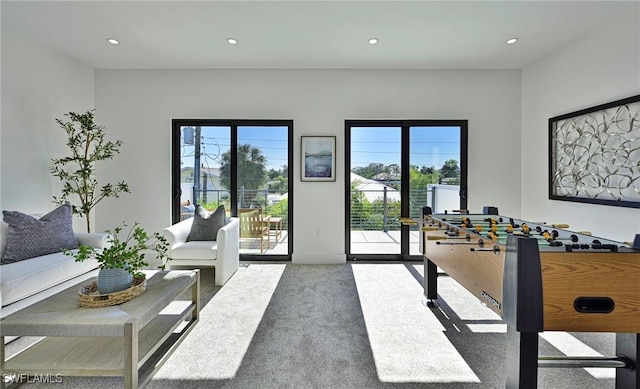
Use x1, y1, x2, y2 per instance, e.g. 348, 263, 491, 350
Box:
106, 38, 119, 45
506, 38, 519, 45
227, 38, 238, 45
368, 38, 379, 45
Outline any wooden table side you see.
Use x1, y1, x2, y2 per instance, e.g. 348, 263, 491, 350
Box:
0, 270, 200, 389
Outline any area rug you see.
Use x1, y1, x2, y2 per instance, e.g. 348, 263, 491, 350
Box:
5, 263, 616, 388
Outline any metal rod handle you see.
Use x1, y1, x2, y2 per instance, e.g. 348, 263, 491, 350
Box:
538, 356, 631, 369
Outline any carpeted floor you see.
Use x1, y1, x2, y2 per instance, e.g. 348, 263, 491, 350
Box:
6, 263, 617, 388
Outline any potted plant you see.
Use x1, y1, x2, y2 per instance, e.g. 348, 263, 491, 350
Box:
51, 110, 130, 233
67, 222, 169, 294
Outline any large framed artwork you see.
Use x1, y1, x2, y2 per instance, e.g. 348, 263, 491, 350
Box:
549, 94, 640, 208
301, 136, 336, 182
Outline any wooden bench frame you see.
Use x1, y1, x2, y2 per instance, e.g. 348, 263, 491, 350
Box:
238, 208, 270, 253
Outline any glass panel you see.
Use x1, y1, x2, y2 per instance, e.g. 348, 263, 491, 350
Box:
237, 126, 289, 254
179, 126, 231, 220
350, 127, 402, 255
409, 126, 461, 255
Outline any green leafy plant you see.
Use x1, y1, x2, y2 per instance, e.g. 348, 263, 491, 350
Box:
67, 222, 170, 277
51, 110, 130, 232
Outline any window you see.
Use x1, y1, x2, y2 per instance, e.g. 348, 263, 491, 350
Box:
172, 120, 293, 259
345, 120, 468, 260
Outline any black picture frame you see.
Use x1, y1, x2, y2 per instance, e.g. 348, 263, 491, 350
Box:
548, 94, 640, 208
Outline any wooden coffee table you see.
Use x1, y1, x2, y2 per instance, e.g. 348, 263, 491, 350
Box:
0, 270, 200, 389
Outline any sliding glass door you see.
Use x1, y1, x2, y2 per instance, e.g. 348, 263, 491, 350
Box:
172, 120, 293, 259
345, 120, 467, 260
349, 125, 402, 255
236, 126, 290, 255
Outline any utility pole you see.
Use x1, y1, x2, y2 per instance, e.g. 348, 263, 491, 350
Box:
193, 126, 201, 205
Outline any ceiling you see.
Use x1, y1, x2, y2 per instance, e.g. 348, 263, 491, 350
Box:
2, 1, 636, 70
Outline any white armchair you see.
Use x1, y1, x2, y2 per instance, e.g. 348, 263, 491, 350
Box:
163, 217, 239, 286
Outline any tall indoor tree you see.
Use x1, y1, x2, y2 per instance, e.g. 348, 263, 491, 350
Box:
51, 110, 130, 232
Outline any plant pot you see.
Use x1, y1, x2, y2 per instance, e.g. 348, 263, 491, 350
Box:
97, 268, 133, 294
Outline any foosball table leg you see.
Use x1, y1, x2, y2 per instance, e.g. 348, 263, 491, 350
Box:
502, 235, 544, 389
505, 327, 539, 389
616, 333, 639, 389
424, 258, 438, 307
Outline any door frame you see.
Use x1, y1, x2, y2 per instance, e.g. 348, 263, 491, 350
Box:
171, 119, 294, 261
344, 119, 468, 261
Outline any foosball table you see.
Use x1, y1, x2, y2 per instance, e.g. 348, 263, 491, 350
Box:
419, 208, 640, 389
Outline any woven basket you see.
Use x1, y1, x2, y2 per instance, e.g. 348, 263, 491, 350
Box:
78, 275, 147, 308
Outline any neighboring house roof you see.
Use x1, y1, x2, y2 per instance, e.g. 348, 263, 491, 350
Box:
267, 193, 288, 205
373, 172, 400, 182
351, 172, 401, 203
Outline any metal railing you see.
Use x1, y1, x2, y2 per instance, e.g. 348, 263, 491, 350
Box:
191, 188, 268, 209
184, 185, 459, 233
187, 188, 289, 230
350, 186, 459, 231
191, 188, 230, 208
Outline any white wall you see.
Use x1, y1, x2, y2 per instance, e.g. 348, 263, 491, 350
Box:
521, 8, 640, 242
1, 28, 95, 231
7, 7, 636, 259
95, 69, 521, 263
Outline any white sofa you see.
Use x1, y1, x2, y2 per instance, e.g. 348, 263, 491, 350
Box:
163, 217, 239, 286
0, 222, 108, 319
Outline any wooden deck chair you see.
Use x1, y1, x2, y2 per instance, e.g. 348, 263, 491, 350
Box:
238, 208, 269, 253
180, 199, 194, 220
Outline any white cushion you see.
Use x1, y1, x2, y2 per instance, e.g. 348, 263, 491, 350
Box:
0, 251, 98, 306
169, 241, 218, 260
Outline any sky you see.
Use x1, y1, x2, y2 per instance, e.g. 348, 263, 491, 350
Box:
181, 126, 289, 171
181, 125, 461, 172
351, 126, 461, 169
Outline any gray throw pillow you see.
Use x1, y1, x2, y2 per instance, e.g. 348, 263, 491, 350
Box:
2, 203, 79, 264
187, 205, 227, 242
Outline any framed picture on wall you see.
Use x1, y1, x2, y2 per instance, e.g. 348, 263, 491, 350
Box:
301, 136, 336, 182
549, 94, 640, 208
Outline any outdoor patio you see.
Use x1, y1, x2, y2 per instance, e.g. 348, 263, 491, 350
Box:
240, 230, 421, 256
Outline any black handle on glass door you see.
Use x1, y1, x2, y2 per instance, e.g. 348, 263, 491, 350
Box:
459, 187, 467, 201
